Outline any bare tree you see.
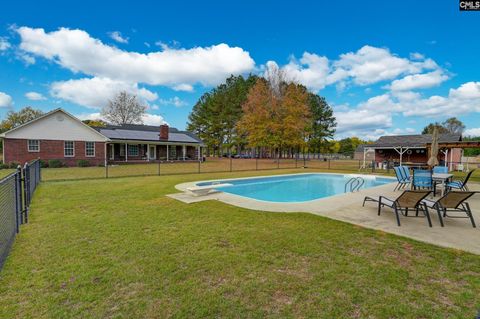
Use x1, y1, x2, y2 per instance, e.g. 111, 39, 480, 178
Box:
101, 91, 147, 125
264, 61, 288, 99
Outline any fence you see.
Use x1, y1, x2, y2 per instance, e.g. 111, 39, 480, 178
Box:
0, 159, 41, 269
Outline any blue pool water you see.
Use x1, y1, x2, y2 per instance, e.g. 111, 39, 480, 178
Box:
197, 173, 394, 202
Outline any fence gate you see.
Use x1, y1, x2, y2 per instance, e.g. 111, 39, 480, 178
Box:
0, 159, 41, 269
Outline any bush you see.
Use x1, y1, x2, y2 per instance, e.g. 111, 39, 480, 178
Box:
0, 161, 9, 169
39, 160, 49, 168
9, 161, 20, 169
77, 159, 90, 167
48, 159, 63, 168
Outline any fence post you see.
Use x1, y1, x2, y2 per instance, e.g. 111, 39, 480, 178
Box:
105, 163, 109, 178
158, 161, 161, 176
372, 160, 375, 173
230, 157, 233, 172
22, 163, 29, 224
328, 159, 331, 170
198, 160, 201, 174
256, 158, 258, 170
295, 154, 298, 168
14, 168, 21, 233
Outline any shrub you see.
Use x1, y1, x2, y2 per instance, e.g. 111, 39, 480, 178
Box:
77, 159, 90, 167
48, 159, 63, 168
39, 160, 49, 168
0, 162, 9, 169
9, 161, 20, 169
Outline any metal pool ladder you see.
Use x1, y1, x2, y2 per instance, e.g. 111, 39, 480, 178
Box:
344, 176, 365, 193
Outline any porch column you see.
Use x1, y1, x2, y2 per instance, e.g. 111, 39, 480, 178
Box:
147, 143, 150, 161
197, 146, 200, 161
166, 145, 169, 161
125, 143, 128, 162
182, 145, 186, 161
104, 143, 107, 167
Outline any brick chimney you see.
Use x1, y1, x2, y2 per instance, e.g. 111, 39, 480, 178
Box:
159, 124, 169, 140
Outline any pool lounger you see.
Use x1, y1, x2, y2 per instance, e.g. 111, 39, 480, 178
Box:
187, 183, 232, 196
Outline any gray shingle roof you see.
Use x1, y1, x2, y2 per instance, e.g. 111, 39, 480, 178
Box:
93, 125, 202, 144
367, 134, 461, 148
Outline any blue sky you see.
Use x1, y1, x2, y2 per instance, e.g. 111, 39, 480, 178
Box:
1, 0, 479, 139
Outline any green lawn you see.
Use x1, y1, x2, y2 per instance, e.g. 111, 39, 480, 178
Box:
0, 169, 479, 318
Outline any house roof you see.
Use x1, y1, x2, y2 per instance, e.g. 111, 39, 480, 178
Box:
93, 125, 203, 144
364, 134, 462, 149
0, 108, 110, 141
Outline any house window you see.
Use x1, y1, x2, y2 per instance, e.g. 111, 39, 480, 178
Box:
64, 141, 75, 157
85, 142, 95, 157
27, 140, 40, 152
119, 144, 125, 156
128, 145, 139, 156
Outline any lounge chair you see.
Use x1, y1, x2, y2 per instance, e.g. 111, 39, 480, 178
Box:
393, 166, 410, 191
446, 169, 476, 191
422, 191, 477, 227
363, 190, 433, 227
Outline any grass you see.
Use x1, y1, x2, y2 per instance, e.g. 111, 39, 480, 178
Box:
0, 168, 479, 318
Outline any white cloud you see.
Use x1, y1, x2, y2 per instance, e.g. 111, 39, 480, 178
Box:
17, 26, 255, 89
17, 52, 35, 65
158, 96, 187, 107
335, 108, 392, 134
273, 45, 441, 92
0, 37, 11, 51
77, 111, 168, 126
333, 45, 438, 85
464, 128, 480, 137
172, 83, 194, 92
388, 71, 448, 91
50, 77, 158, 109
25, 91, 46, 100
108, 31, 128, 44
279, 53, 331, 91
0, 92, 13, 107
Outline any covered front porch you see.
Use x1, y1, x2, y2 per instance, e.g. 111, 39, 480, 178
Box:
107, 142, 202, 163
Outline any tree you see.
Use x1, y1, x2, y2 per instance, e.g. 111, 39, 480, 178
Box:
306, 93, 336, 156
237, 78, 312, 157
101, 91, 146, 125
421, 118, 465, 135
187, 75, 257, 156
421, 122, 449, 135
82, 119, 107, 127
338, 137, 366, 156
442, 117, 465, 134
0, 107, 44, 132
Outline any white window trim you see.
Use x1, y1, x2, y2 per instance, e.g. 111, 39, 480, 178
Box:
64, 141, 75, 157
128, 144, 139, 157
85, 141, 95, 157
27, 139, 40, 152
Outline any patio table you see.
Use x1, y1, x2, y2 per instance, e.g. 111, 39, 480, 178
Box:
432, 173, 453, 196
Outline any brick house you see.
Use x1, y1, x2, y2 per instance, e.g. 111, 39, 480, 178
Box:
1, 108, 204, 167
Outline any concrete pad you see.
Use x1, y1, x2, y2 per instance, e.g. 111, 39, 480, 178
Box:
171, 173, 480, 254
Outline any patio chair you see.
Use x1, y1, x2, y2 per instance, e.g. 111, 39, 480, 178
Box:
393, 166, 410, 191
433, 166, 448, 174
412, 169, 439, 195
422, 191, 477, 228
363, 190, 433, 227
401, 166, 412, 182
446, 169, 476, 192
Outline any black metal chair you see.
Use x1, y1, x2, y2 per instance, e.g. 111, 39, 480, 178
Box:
363, 190, 433, 227
422, 191, 477, 227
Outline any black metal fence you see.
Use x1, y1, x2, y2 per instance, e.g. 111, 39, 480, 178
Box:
0, 159, 41, 269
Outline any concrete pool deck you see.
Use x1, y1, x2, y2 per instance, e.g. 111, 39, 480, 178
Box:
169, 174, 480, 254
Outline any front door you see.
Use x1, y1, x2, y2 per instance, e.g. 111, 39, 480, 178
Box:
149, 146, 156, 160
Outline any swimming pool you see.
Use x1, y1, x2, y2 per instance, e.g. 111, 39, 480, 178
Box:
197, 173, 394, 202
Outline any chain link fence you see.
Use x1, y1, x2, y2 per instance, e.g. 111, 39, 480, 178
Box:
0, 159, 41, 270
